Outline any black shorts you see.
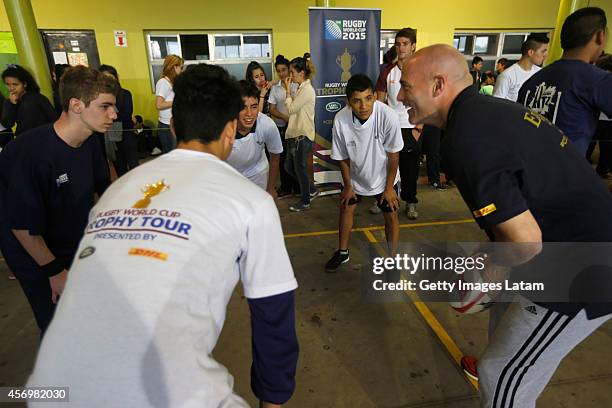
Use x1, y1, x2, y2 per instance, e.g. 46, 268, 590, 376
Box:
348, 183, 400, 212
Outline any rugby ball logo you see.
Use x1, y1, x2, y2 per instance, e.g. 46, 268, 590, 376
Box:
325, 20, 343, 40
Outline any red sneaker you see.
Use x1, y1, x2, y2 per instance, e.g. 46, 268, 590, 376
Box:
461, 356, 478, 381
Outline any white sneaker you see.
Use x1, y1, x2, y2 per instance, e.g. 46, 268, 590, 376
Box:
151, 147, 162, 155
406, 203, 418, 220
369, 204, 382, 214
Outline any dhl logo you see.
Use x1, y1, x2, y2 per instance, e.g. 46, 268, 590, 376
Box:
128, 247, 168, 261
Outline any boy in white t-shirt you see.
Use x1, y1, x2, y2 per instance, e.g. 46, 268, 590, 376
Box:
326, 74, 404, 272
226, 80, 283, 197
493, 33, 549, 102
27, 64, 298, 408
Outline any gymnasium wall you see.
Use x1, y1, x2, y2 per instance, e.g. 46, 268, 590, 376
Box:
0, 0, 560, 121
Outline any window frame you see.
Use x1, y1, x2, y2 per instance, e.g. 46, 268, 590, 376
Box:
145, 30, 273, 92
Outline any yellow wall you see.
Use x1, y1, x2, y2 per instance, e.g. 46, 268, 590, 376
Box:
0, 0, 560, 122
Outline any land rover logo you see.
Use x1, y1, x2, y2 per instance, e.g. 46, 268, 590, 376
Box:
325, 101, 342, 113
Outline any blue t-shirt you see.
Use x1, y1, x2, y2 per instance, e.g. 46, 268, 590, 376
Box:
0, 124, 110, 276
518, 59, 612, 156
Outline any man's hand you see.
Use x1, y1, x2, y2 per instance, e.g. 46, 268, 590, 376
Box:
49, 269, 68, 304
340, 186, 357, 209
379, 187, 400, 212
260, 402, 281, 408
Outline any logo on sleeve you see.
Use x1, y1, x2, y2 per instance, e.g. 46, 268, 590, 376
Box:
56, 173, 69, 187
128, 247, 168, 261
133, 180, 169, 208
473, 203, 497, 218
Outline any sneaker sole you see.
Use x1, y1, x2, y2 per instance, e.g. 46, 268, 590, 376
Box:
325, 257, 349, 272
463, 368, 479, 382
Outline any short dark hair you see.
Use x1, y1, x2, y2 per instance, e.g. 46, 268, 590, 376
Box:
395, 27, 417, 44
172, 64, 241, 144
245, 61, 266, 86
290, 53, 316, 79
596, 53, 612, 72
496, 58, 508, 68
134, 115, 143, 123
345, 74, 374, 99
521, 33, 550, 55
53, 64, 70, 86
275, 54, 290, 69
60, 66, 120, 112
2, 65, 40, 93
99, 64, 120, 85
238, 79, 260, 100
383, 47, 397, 64
472, 56, 484, 66
561, 7, 607, 50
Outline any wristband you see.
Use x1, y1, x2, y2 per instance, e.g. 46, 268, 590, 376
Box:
41, 258, 64, 277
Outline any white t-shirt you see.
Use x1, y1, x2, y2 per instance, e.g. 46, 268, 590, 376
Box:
268, 82, 298, 127
493, 63, 541, 102
226, 113, 283, 187
27, 149, 297, 408
386, 65, 414, 128
331, 101, 404, 195
155, 77, 174, 125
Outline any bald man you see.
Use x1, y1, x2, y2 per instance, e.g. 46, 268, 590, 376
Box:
398, 44, 612, 407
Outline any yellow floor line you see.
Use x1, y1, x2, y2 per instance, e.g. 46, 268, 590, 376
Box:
284, 218, 475, 239
361, 229, 479, 391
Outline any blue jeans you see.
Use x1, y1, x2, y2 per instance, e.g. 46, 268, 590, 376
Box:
285, 137, 315, 204
157, 122, 176, 153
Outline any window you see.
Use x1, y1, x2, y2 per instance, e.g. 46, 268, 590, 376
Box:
379, 30, 398, 64
243, 35, 271, 58
454, 30, 551, 72
474, 35, 498, 55
149, 35, 180, 60
502, 34, 527, 55
214, 35, 241, 59
145, 31, 273, 91
453, 35, 474, 55
180, 34, 209, 60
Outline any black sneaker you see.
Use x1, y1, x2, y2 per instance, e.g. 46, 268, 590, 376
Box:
325, 250, 349, 272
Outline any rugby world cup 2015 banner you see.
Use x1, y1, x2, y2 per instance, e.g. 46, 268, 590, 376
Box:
309, 7, 381, 189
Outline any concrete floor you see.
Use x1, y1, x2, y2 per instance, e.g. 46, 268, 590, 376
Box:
1, 176, 611, 407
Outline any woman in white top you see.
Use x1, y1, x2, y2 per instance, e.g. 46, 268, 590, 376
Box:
283, 53, 318, 212
269, 55, 299, 197
155, 54, 183, 153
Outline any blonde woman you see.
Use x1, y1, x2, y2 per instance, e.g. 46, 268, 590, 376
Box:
283, 53, 318, 212
155, 54, 183, 153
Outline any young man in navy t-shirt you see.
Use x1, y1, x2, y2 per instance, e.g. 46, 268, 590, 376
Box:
519, 7, 612, 156
0, 66, 118, 334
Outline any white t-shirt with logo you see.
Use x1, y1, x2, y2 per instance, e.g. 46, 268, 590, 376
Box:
386, 65, 414, 128
331, 101, 404, 196
226, 113, 283, 188
268, 82, 298, 127
27, 149, 297, 407
493, 63, 541, 102
155, 77, 174, 125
